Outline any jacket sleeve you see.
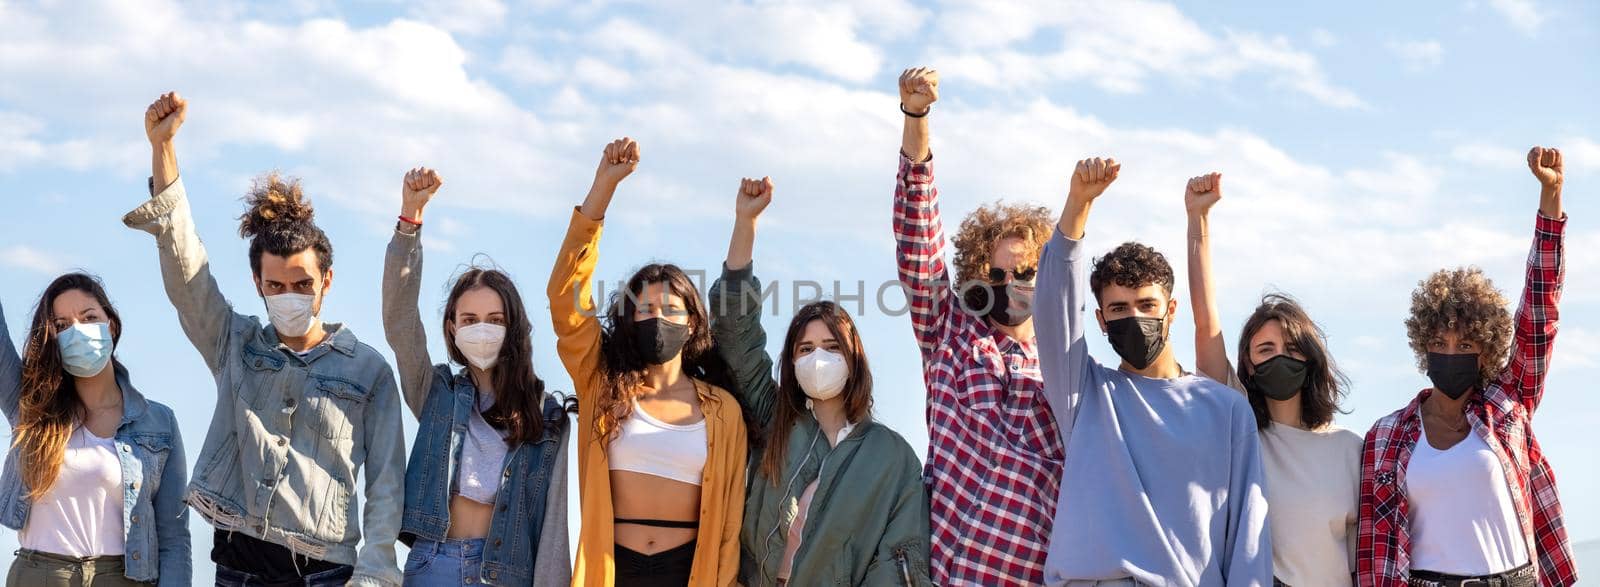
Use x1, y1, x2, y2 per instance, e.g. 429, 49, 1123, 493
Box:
0, 299, 22, 425
708, 262, 778, 429
1498, 212, 1565, 413
532, 418, 573, 587
381, 226, 435, 419
350, 368, 406, 587
1222, 398, 1272, 585
1033, 228, 1098, 437
153, 408, 192, 587
122, 177, 246, 376
862, 445, 933, 586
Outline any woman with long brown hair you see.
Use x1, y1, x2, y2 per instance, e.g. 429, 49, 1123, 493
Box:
1, 273, 189, 586
548, 137, 748, 586
708, 178, 930, 586
381, 168, 573, 586
1185, 172, 1361, 586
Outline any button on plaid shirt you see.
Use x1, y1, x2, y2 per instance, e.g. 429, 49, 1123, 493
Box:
894, 153, 1065, 585
1357, 213, 1576, 586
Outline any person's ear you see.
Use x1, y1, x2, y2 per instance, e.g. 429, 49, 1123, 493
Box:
321, 269, 334, 297
253, 275, 265, 298
1095, 308, 1107, 334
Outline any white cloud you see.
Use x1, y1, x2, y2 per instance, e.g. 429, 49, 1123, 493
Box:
1560, 137, 1599, 176
929, 0, 1364, 108
1487, 0, 1545, 34
1452, 141, 1524, 168
0, 245, 70, 275
1309, 28, 1339, 48
407, 0, 508, 36
1387, 39, 1444, 71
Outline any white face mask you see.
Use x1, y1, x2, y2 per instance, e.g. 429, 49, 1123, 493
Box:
264, 293, 318, 338
59, 322, 114, 378
794, 348, 849, 401
455, 323, 506, 370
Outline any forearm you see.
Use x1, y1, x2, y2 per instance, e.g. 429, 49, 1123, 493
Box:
1187, 212, 1231, 382
1540, 183, 1562, 220
578, 178, 618, 222
901, 115, 930, 163
725, 217, 757, 271
1057, 195, 1094, 240
151, 141, 178, 194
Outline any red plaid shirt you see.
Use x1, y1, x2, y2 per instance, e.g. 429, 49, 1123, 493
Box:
894, 153, 1066, 585
1357, 213, 1575, 586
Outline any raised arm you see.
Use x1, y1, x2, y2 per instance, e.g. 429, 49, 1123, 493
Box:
1184, 173, 1233, 384
1502, 146, 1567, 413
382, 167, 444, 419
548, 138, 638, 404
0, 299, 22, 424
892, 67, 959, 361
1035, 158, 1119, 431
709, 177, 779, 428
122, 92, 240, 375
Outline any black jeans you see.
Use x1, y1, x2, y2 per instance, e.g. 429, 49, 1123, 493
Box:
211, 531, 350, 587
615, 540, 696, 587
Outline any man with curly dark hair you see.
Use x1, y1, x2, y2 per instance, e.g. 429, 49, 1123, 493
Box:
123, 92, 405, 586
1359, 147, 1575, 587
1034, 157, 1271, 585
891, 66, 1065, 585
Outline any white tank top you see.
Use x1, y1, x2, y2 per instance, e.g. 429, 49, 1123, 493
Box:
1405, 427, 1530, 575
457, 391, 509, 505
19, 427, 125, 557
607, 400, 707, 486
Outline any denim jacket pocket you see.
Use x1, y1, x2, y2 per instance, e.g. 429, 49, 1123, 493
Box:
305, 378, 369, 440
239, 348, 285, 411
130, 433, 172, 493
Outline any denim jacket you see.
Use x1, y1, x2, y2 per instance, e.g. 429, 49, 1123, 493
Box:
0, 300, 192, 585
123, 177, 406, 587
381, 228, 572, 587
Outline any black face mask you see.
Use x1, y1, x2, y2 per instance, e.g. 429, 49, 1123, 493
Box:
1426, 352, 1481, 400
962, 283, 1033, 327
1105, 315, 1167, 370
1247, 355, 1309, 401
632, 317, 691, 365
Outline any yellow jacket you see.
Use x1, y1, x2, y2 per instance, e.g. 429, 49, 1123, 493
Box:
547, 208, 747, 586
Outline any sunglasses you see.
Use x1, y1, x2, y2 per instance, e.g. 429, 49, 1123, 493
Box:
988, 266, 1037, 283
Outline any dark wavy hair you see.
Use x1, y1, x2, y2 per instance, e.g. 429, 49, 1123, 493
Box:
15, 273, 123, 498
594, 263, 738, 442
760, 301, 874, 484
1089, 241, 1175, 305
443, 268, 569, 444
237, 171, 333, 276
1234, 294, 1349, 430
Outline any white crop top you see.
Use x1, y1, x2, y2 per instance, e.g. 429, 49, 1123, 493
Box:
607, 400, 707, 486
457, 391, 509, 505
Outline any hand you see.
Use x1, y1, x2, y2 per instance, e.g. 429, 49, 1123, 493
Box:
1184, 172, 1222, 216
735, 176, 774, 222
595, 137, 640, 187
1068, 157, 1121, 202
401, 167, 443, 220
899, 67, 939, 115
1527, 146, 1563, 190
145, 91, 187, 145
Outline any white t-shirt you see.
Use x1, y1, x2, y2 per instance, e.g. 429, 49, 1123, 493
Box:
1258, 423, 1363, 586
19, 427, 125, 557
1405, 426, 1529, 575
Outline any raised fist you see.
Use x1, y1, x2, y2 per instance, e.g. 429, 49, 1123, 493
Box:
1527, 146, 1563, 190
1069, 157, 1121, 202
735, 176, 774, 221
145, 91, 187, 145
1184, 172, 1222, 216
596, 137, 640, 186
401, 167, 443, 220
899, 67, 939, 115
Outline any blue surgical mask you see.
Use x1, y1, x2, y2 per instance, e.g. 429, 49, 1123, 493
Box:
58, 322, 114, 378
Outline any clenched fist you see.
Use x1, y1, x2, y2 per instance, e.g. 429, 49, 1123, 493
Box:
596, 137, 640, 187
145, 92, 187, 145
1185, 172, 1222, 216
735, 176, 774, 222
1069, 157, 1121, 202
401, 167, 443, 221
899, 67, 939, 115
1527, 146, 1563, 190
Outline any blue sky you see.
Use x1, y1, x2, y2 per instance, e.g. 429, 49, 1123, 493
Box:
2, 0, 1597, 579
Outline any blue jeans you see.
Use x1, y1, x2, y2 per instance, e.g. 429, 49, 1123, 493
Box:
214, 563, 352, 587
403, 538, 486, 586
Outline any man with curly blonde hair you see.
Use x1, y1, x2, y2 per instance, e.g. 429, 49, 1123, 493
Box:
891, 66, 1064, 585
1359, 146, 1576, 587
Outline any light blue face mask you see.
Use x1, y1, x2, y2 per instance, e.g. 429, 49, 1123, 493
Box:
58, 322, 114, 378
